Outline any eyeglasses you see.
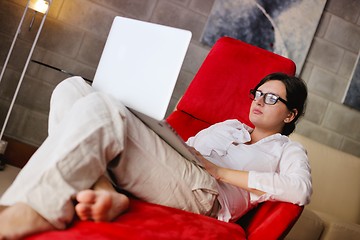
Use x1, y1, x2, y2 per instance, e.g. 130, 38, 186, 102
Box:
249, 89, 289, 106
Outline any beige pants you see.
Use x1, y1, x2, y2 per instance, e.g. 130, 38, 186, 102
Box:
0, 77, 219, 229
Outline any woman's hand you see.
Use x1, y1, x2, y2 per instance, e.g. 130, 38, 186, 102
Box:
188, 147, 222, 180
188, 147, 265, 196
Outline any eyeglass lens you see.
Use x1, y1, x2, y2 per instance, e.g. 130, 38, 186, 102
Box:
252, 90, 279, 105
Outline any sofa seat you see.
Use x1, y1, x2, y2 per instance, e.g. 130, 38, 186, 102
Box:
26, 198, 246, 240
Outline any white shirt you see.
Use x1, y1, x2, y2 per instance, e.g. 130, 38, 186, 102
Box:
186, 119, 312, 222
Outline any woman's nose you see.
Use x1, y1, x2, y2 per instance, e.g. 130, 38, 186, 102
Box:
255, 96, 265, 106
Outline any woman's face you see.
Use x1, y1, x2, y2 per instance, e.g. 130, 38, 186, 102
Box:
249, 80, 295, 134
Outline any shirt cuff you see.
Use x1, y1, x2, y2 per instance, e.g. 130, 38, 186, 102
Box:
248, 171, 271, 203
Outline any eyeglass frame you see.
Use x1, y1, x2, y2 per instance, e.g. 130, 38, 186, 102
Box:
249, 89, 289, 107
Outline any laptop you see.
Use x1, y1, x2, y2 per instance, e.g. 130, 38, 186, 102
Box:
92, 17, 203, 167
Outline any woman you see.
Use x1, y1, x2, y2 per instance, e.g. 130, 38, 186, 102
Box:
0, 73, 311, 239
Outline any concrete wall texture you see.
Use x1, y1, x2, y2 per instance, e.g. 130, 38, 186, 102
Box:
0, 0, 359, 157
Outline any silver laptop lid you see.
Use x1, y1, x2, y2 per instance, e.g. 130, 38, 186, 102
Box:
92, 17, 192, 121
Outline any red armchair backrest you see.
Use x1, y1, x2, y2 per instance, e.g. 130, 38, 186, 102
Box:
167, 37, 302, 239
179, 37, 295, 127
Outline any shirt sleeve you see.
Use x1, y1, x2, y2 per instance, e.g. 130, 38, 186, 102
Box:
247, 141, 312, 205
186, 119, 250, 156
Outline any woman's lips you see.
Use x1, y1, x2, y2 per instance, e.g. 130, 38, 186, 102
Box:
253, 108, 263, 115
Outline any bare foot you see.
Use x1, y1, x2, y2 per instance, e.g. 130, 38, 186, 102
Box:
75, 189, 129, 222
0, 202, 54, 239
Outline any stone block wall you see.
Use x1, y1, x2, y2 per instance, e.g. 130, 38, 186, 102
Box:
298, 0, 360, 156
0, 0, 359, 157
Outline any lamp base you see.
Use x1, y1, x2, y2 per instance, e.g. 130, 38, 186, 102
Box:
0, 154, 6, 171
0, 140, 8, 171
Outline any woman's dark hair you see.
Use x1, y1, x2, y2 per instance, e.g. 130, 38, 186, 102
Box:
253, 72, 308, 136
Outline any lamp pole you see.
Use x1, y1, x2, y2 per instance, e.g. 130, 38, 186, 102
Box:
0, 0, 52, 170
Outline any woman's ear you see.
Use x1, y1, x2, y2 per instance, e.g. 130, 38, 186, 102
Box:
284, 109, 298, 123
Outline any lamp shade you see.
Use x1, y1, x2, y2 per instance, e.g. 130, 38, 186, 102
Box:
28, 0, 51, 14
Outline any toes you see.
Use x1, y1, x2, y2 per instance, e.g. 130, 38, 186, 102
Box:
75, 190, 130, 222
75, 190, 97, 221
91, 192, 112, 222
75, 191, 112, 222
76, 190, 96, 204
75, 203, 92, 221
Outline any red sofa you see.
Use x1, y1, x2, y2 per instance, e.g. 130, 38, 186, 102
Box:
27, 37, 302, 240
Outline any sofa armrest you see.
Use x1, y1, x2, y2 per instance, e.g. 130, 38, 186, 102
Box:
238, 201, 303, 240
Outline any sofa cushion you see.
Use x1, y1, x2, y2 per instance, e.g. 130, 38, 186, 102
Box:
315, 211, 360, 240
321, 223, 360, 240
285, 208, 324, 240
290, 133, 360, 224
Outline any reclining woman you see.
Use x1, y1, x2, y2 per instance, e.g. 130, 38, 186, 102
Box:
0, 72, 311, 239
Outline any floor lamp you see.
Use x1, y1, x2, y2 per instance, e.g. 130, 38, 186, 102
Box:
0, 0, 52, 170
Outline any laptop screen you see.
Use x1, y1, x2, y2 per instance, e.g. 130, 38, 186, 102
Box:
92, 17, 192, 121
